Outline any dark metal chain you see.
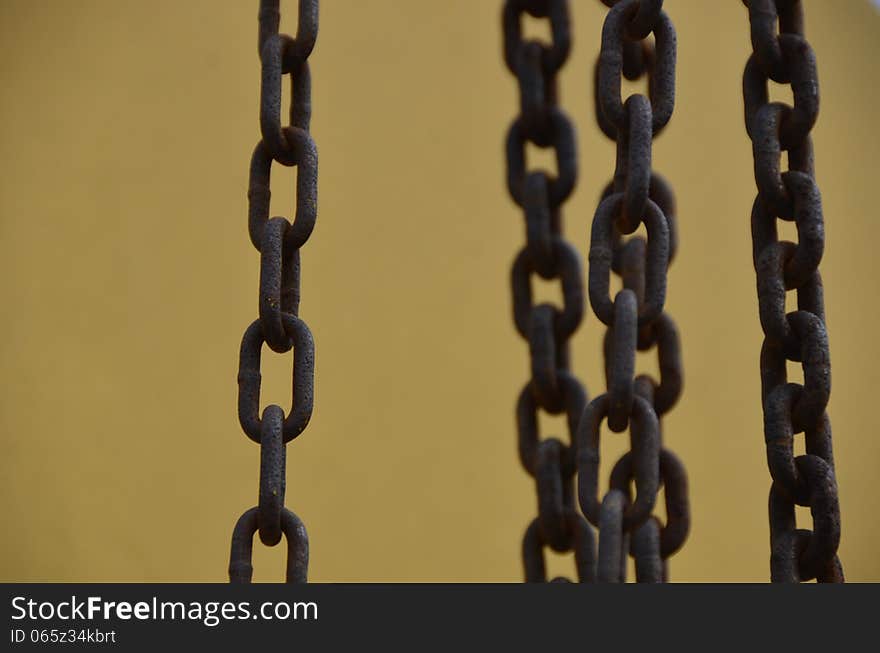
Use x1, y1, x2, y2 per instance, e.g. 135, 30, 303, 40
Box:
741, 0, 843, 583
228, 0, 319, 584
503, 0, 595, 583
577, 0, 689, 583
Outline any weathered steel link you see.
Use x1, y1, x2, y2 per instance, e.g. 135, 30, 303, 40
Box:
238, 315, 315, 443
601, 0, 663, 41
512, 239, 584, 341
744, 49, 818, 152
609, 448, 690, 558
614, 96, 652, 232
596, 489, 628, 583
606, 290, 637, 431
743, 0, 804, 83
522, 511, 597, 583
578, 0, 689, 582
769, 484, 843, 582
248, 133, 318, 252
503, 0, 570, 145
517, 372, 585, 476
229, 0, 320, 584
506, 110, 577, 208
229, 507, 309, 583
259, 217, 301, 353
535, 438, 576, 552
577, 394, 660, 530
742, 0, 843, 582
258, 405, 286, 546
631, 517, 663, 582
597, 0, 676, 135
588, 195, 669, 327
504, 0, 592, 582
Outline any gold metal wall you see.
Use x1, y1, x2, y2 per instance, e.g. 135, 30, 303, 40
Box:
1, 0, 878, 581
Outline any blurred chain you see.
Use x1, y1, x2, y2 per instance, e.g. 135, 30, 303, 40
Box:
503, 0, 596, 583
741, 0, 843, 582
577, 0, 689, 583
228, 0, 318, 584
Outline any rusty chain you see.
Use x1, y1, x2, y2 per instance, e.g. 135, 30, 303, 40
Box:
228, 0, 318, 584
576, 0, 689, 583
503, 0, 596, 583
213, 0, 848, 584
741, 0, 843, 582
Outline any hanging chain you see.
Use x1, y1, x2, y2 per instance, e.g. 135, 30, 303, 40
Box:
741, 0, 843, 582
577, 0, 689, 583
228, 0, 319, 584
503, 0, 596, 583
214, 0, 843, 585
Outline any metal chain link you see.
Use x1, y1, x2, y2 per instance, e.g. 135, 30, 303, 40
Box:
577, 0, 689, 583
228, 0, 319, 584
503, 0, 596, 583
741, 0, 843, 583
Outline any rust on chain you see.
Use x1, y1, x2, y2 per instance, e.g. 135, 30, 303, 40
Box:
214, 0, 851, 586
588, 194, 669, 327
577, 394, 660, 530
576, 0, 690, 583
631, 517, 663, 583
742, 0, 843, 582
522, 511, 596, 583
503, 0, 592, 583
596, 489, 628, 583
229, 507, 309, 583
228, 0, 320, 584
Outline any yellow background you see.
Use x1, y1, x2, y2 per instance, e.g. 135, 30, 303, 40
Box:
1, 0, 878, 582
